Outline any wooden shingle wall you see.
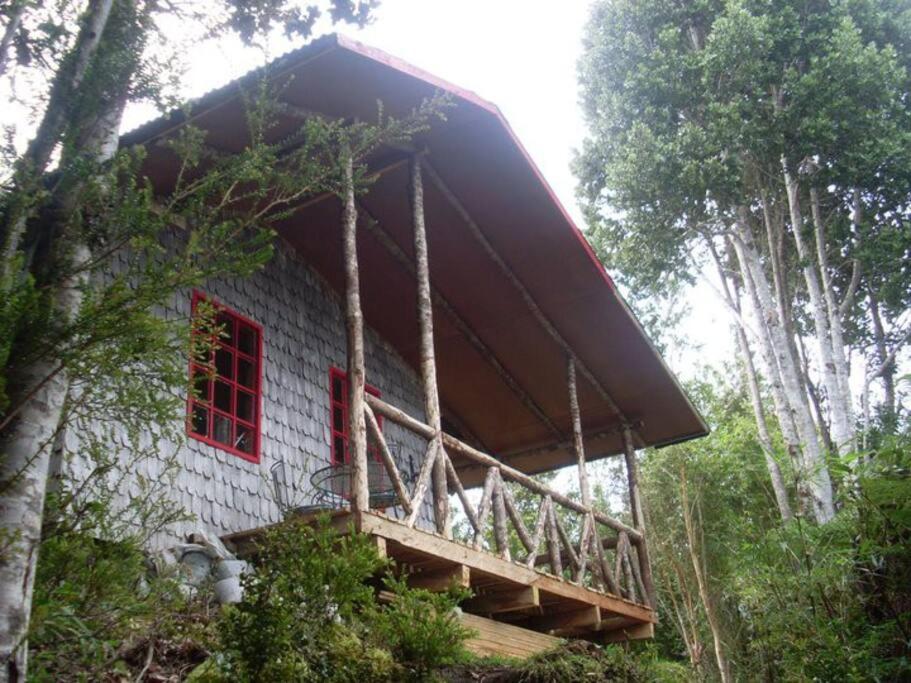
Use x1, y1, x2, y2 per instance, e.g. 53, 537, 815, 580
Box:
63, 232, 432, 548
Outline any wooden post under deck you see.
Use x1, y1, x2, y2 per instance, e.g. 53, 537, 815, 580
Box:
409, 156, 450, 536
623, 426, 656, 607
341, 145, 369, 516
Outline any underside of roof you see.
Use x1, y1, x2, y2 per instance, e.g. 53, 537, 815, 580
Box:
123, 34, 707, 483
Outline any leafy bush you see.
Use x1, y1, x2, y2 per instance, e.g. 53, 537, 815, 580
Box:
371, 574, 473, 679
212, 515, 475, 682
510, 641, 647, 683
27, 493, 202, 682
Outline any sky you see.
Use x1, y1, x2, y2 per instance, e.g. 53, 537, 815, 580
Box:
121, 0, 733, 381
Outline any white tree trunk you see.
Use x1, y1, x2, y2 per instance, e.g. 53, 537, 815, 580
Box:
0, 94, 124, 682
733, 210, 835, 522
782, 160, 853, 456
735, 323, 794, 521
706, 237, 793, 522
809, 185, 854, 451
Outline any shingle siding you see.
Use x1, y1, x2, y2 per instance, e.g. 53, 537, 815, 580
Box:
65, 235, 432, 548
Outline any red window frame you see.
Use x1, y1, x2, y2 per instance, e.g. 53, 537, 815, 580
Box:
187, 291, 262, 463
329, 366, 382, 466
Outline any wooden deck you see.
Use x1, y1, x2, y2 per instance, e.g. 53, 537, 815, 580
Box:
223, 509, 655, 657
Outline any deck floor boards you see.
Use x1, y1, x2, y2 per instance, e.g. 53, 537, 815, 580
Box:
222, 509, 655, 653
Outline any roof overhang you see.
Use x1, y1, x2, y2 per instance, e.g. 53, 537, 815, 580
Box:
122, 34, 708, 484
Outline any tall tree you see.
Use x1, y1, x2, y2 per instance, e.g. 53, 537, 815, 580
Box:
576, 0, 911, 523
0, 2, 393, 679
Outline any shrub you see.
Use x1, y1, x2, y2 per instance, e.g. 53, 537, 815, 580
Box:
370, 574, 473, 679
27, 509, 203, 681
213, 515, 388, 682
510, 641, 648, 683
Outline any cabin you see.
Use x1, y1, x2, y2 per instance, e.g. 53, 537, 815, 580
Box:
76, 34, 707, 656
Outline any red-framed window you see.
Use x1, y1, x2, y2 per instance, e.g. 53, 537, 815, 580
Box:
329, 367, 382, 466
188, 292, 262, 463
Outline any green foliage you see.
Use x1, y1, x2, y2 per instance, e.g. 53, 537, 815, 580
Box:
214, 516, 388, 682
510, 641, 648, 683
212, 516, 474, 683
372, 574, 473, 678
27, 483, 205, 682
640, 377, 911, 680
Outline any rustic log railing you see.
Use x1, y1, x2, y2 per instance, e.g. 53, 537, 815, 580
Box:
363, 390, 653, 605
339, 150, 656, 609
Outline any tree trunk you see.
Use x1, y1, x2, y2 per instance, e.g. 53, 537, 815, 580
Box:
809, 185, 854, 451
732, 209, 835, 522
0, 5, 131, 670
781, 160, 853, 456
1, 0, 116, 271
867, 291, 895, 420
0, 0, 26, 77
707, 237, 793, 522
680, 465, 733, 683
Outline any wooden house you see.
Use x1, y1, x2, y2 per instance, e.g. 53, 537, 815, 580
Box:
83, 34, 707, 655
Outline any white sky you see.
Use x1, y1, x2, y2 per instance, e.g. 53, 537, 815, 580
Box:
122, 0, 733, 381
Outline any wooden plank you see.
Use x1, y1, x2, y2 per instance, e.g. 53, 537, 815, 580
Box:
533, 606, 601, 634
460, 613, 562, 659
463, 586, 540, 614
408, 564, 470, 591
359, 512, 656, 623
601, 622, 654, 643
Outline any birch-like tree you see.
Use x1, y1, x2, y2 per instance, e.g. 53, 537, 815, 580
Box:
576, 0, 911, 524
0, 2, 417, 679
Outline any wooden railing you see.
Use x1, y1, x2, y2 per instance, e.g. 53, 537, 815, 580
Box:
338, 151, 656, 610
362, 392, 654, 606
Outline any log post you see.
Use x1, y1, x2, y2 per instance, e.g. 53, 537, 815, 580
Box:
567, 358, 592, 506
623, 425, 656, 608
341, 144, 369, 517
409, 156, 450, 537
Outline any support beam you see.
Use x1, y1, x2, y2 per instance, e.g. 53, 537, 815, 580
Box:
358, 202, 563, 443
340, 145, 369, 515
532, 606, 601, 634
409, 156, 450, 537
408, 564, 470, 592
464, 586, 540, 615
623, 426, 655, 608
422, 161, 638, 439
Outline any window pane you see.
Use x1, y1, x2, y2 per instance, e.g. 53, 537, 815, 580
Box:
217, 312, 235, 345
333, 435, 346, 464
213, 413, 232, 445
333, 405, 344, 433
238, 324, 256, 355
237, 356, 256, 389
214, 380, 232, 412
236, 390, 255, 423
235, 424, 254, 454
332, 375, 344, 398
215, 347, 234, 380
191, 405, 208, 436
192, 366, 211, 403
